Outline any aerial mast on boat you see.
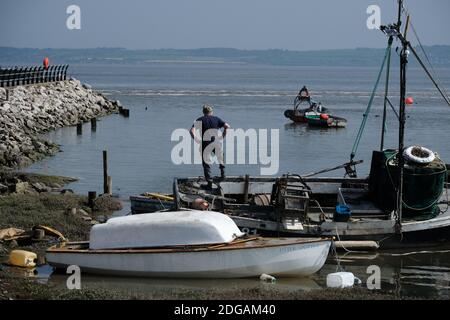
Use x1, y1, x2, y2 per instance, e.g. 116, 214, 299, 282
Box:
379, 0, 450, 233
395, 0, 408, 233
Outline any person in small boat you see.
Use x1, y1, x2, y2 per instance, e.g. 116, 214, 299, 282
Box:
190, 104, 230, 189
294, 86, 310, 110
316, 102, 324, 113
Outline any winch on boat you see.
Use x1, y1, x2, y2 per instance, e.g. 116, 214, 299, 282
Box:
271, 174, 311, 230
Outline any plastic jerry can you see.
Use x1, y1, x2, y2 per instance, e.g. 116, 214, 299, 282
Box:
9, 250, 37, 268
326, 272, 355, 288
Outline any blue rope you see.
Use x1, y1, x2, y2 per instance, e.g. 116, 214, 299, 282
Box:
350, 42, 393, 161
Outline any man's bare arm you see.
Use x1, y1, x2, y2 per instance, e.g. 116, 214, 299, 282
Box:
222, 123, 230, 139
190, 127, 201, 143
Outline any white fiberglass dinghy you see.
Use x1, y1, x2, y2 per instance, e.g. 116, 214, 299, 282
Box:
46, 210, 331, 278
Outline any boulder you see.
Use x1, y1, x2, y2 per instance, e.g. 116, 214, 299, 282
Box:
31, 182, 51, 193
14, 181, 30, 194
76, 208, 91, 218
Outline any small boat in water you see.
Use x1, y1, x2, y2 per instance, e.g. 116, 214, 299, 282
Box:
284, 86, 346, 126
46, 211, 331, 278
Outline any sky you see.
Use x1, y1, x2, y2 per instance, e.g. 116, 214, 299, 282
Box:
0, 0, 449, 50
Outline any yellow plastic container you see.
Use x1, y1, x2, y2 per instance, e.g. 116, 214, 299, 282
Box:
9, 250, 37, 268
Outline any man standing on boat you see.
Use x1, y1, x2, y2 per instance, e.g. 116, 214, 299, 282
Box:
190, 104, 230, 189
294, 85, 310, 108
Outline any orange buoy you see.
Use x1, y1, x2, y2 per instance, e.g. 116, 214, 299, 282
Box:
43, 57, 49, 70
320, 113, 329, 120
405, 97, 414, 105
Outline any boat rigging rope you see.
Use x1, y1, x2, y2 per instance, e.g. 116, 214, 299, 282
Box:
350, 41, 393, 161
383, 249, 450, 257
330, 238, 344, 272
380, 37, 393, 151
401, 5, 450, 107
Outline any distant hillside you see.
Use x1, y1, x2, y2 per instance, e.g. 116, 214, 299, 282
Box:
1, 46, 450, 68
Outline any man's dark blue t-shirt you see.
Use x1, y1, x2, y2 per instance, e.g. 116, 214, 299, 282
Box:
192, 115, 226, 144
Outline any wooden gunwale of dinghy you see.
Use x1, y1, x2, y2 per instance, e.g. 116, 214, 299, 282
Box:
47, 237, 330, 254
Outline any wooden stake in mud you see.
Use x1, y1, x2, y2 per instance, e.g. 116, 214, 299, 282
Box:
107, 176, 112, 195
103, 150, 108, 194
88, 191, 97, 208
91, 118, 97, 132
76, 123, 82, 135
243, 174, 250, 203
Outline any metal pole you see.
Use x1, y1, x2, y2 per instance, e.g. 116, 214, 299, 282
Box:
396, 0, 407, 234
397, 0, 402, 32
380, 36, 393, 151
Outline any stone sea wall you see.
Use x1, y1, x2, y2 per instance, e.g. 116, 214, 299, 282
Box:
0, 79, 119, 168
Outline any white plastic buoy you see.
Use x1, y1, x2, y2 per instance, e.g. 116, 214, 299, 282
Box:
326, 272, 355, 288
260, 273, 276, 283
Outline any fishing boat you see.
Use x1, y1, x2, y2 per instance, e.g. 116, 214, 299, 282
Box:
170, 1, 450, 249
46, 211, 331, 278
173, 168, 448, 250
284, 87, 347, 126
284, 86, 331, 123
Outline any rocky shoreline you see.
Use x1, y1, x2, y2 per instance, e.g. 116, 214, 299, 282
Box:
0, 79, 120, 168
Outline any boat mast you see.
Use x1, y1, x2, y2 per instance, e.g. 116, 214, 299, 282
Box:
380, 36, 392, 151
396, 0, 408, 233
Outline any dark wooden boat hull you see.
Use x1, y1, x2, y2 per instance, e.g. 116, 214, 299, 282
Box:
235, 223, 450, 250
284, 109, 308, 123
130, 195, 174, 214
172, 176, 450, 250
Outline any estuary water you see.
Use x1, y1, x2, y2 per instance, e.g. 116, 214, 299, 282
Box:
26, 62, 450, 298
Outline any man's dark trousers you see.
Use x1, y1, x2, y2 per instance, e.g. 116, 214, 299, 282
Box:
202, 142, 225, 182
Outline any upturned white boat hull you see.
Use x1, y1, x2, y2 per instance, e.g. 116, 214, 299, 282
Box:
46, 238, 331, 278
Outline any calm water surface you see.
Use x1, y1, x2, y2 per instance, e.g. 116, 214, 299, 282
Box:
25, 63, 450, 298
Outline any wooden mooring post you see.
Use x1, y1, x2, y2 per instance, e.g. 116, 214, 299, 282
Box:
107, 176, 112, 195
119, 107, 130, 117
88, 191, 97, 208
91, 118, 97, 132
243, 174, 250, 204
103, 150, 109, 194
76, 123, 82, 135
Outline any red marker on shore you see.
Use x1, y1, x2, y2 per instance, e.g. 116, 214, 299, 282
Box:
43, 57, 49, 70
